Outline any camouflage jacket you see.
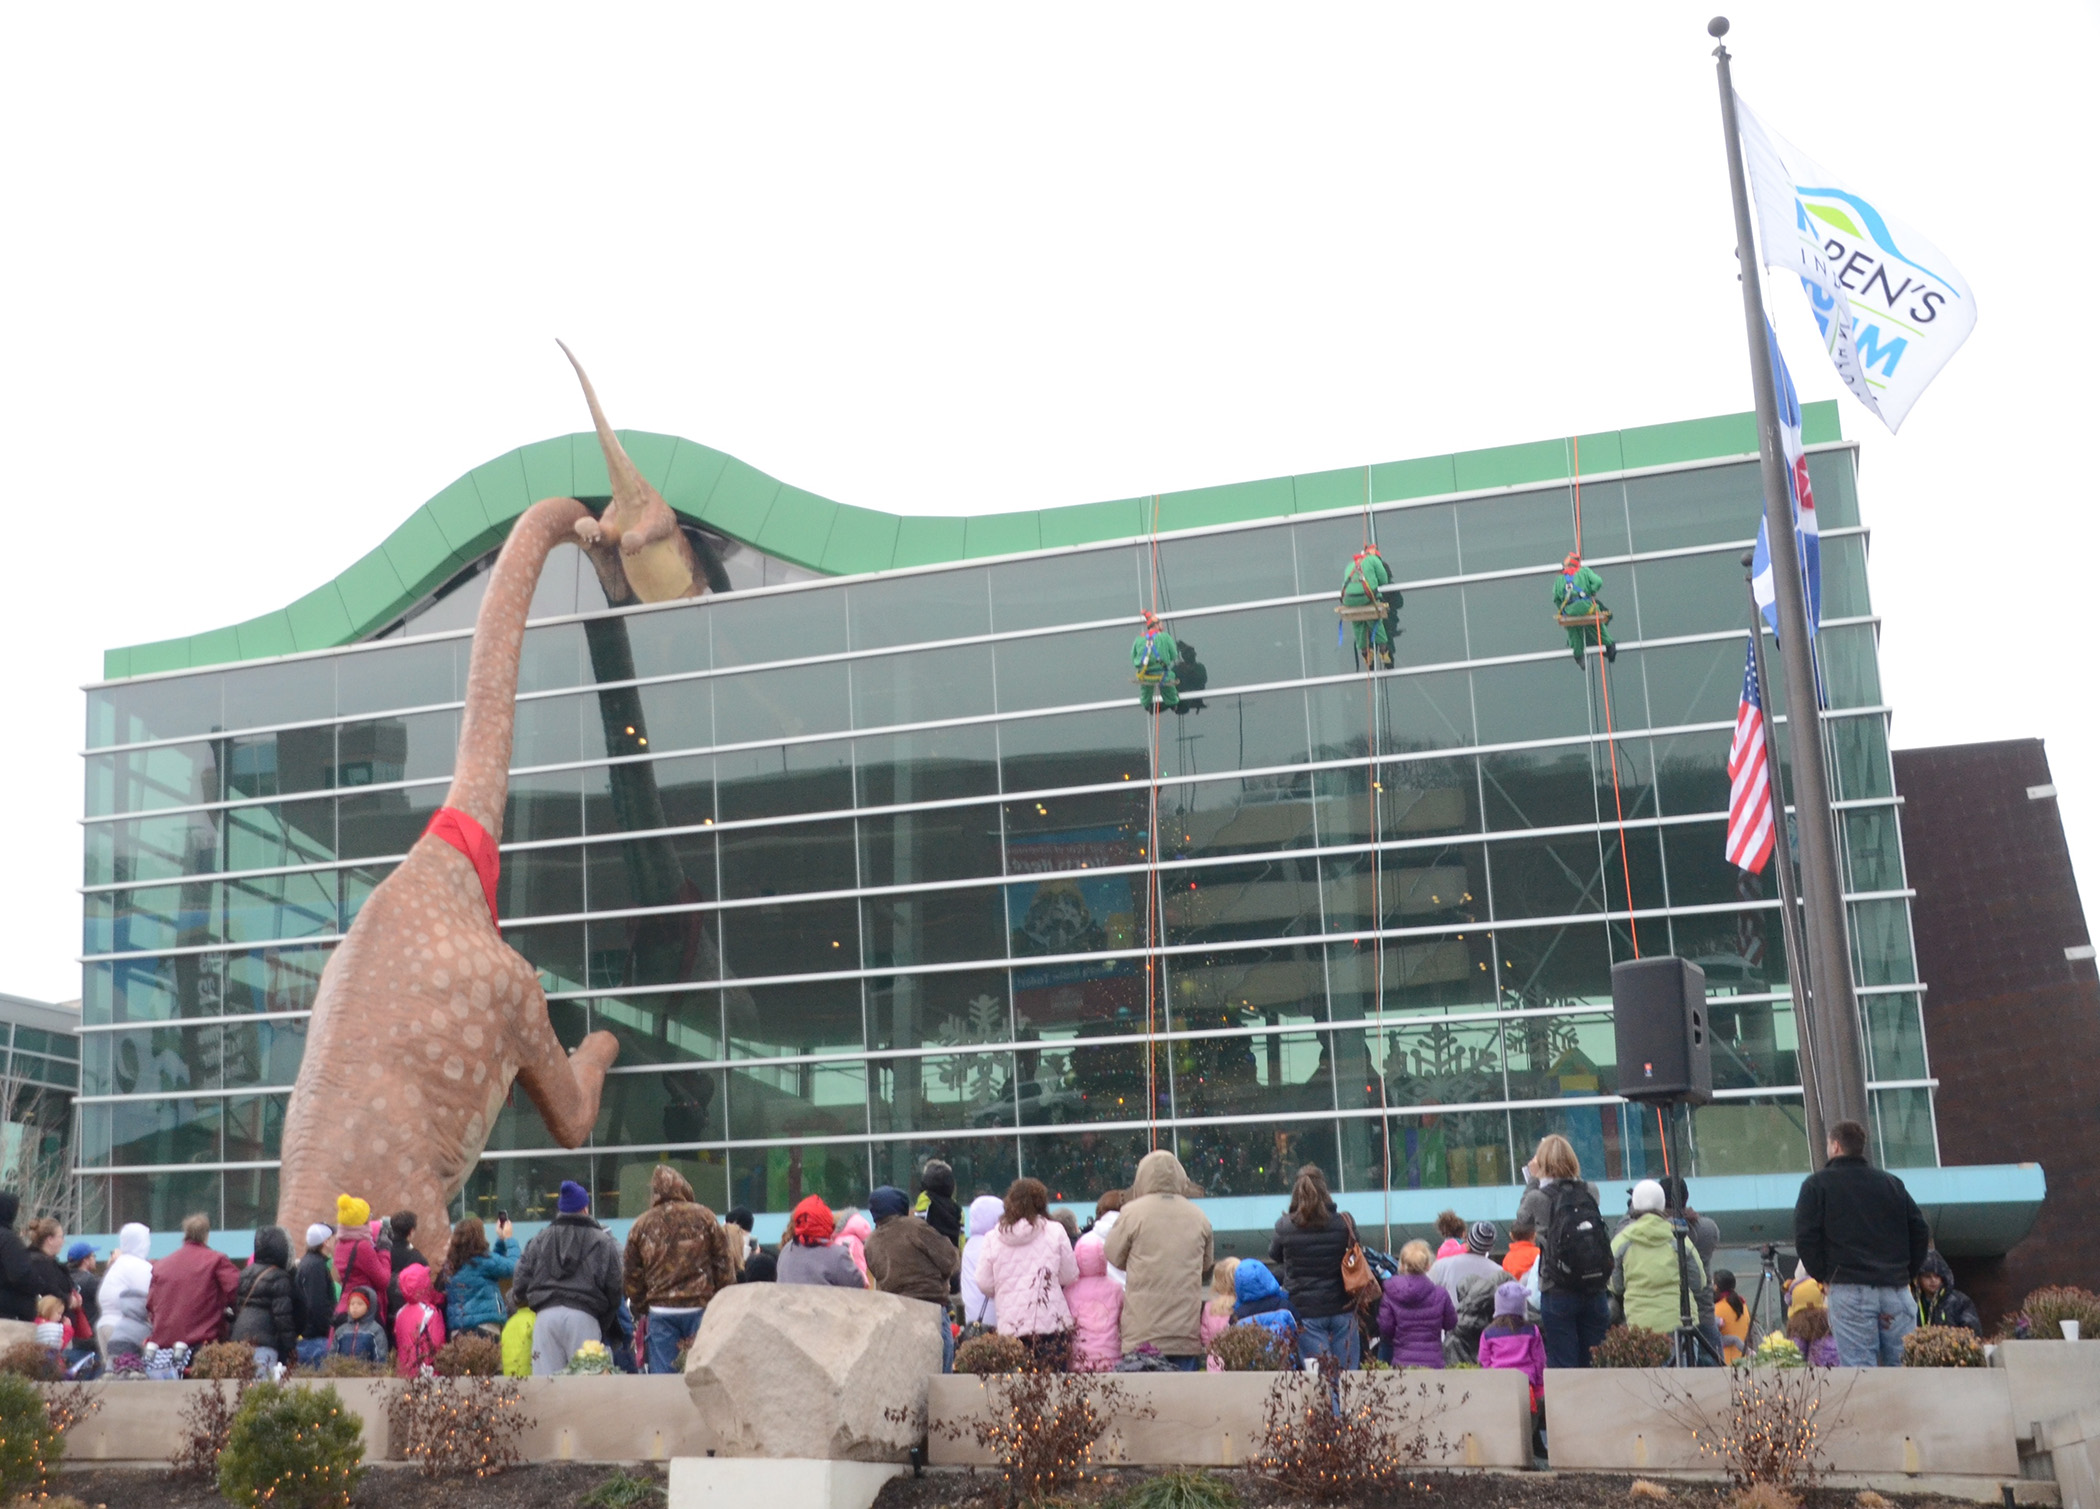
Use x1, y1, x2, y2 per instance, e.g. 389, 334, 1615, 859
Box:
623, 1168, 736, 1313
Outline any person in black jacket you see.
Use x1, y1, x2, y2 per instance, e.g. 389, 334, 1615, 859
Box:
384, 1210, 429, 1319
0, 1194, 33, 1322
293, 1224, 337, 1370
1268, 1165, 1360, 1370
230, 1227, 299, 1373
512, 1181, 623, 1375
64, 1242, 100, 1330
1793, 1118, 1930, 1366
1915, 1250, 1982, 1335
21, 1219, 76, 1316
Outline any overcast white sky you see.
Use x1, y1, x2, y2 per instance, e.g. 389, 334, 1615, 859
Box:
2, 4, 2094, 1004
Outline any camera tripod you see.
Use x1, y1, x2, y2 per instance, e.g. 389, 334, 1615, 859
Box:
1650, 1099, 1722, 1368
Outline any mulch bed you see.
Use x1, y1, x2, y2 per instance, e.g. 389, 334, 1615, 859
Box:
61, 1462, 664, 1509
876, 1468, 1984, 1509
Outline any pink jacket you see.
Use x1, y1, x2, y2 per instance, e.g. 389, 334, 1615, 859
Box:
392, 1264, 447, 1378
1064, 1238, 1123, 1371
977, 1217, 1078, 1338
1201, 1302, 1232, 1373
836, 1213, 872, 1283
1477, 1320, 1546, 1405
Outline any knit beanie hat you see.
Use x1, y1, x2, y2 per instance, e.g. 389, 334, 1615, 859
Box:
558, 1180, 590, 1215
869, 1186, 910, 1221
337, 1194, 370, 1228
1494, 1281, 1529, 1318
1631, 1179, 1666, 1215
306, 1223, 333, 1251
1467, 1221, 1498, 1255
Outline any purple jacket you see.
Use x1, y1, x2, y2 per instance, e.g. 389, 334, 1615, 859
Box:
1377, 1272, 1454, 1368
1477, 1319, 1546, 1403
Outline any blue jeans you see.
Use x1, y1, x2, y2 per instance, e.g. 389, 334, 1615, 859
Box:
1297, 1312, 1362, 1371
295, 1338, 330, 1370
643, 1310, 704, 1374
1540, 1289, 1611, 1369
938, 1310, 955, 1374
1827, 1283, 1914, 1367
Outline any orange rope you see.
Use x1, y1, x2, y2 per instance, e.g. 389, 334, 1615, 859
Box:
1572, 434, 1583, 555
1596, 648, 1642, 959
1142, 494, 1163, 1152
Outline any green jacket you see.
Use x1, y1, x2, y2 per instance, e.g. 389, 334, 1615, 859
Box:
1132, 627, 1178, 678
1609, 1214, 1706, 1336
1553, 565, 1606, 613
1341, 552, 1391, 605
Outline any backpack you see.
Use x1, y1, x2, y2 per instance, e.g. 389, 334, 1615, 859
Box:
1544, 1183, 1612, 1294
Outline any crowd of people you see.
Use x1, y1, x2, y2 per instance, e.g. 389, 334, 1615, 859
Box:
0, 1118, 1973, 1388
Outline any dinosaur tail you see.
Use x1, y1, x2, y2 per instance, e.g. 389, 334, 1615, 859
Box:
556, 339, 660, 521
440, 495, 590, 837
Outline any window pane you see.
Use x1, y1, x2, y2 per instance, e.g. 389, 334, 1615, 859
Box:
1156, 527, 1297, 611
1872, 1087, 1936, 1168
89, 741, 220, 818
587, 829, 717, 915
717, 739, 853, 821
1817, 624, 1882, 710
334, 710, 458, 789
1471, 661, 1589, 747
1366, 502, 1461, 582
710, 589, 846, 669
1650, 729, 1730, 817
94, 672, 226, 748
999, 710, 1147, 794
223, 728, 335, 805
994, 625, 1133, 715
1480, 745, 1596, 831
1165, 774, 1317, 861
1807, 451, 1858, 529
223, 870, 339, 943
1018, 1129, 1146, 1205
1849, 897, 1916, 986
518, 623, 587, 696
1639, 638, 1745, 731
588, 900, 723, 990
591, 990, 725, 1067
338, 639, 459, 716
721, 896, 858, 979
861, 805, 1003, 886
1464, 573, 1563, 662
220, 1016, 308, 1089
1693, 1096, 1814, 1175
1496, 921, 1612, 1009
1171, 856, 1323, 947
1457, 489, 1573, 575
1631, 549, 1753, 643
1864, 991, 1926, 1082
848, 567, 990, 651
1327, 933, 1493, 1019
1177, 1119, 1339, 1199
1625, 462, 1762, 554
224, 947, 329, 1016
508, 770, 584, 845
989, 547, 1143, 633
720, 819, 855, 901
726, 1057, 867, 1144
633, 679, 713, 756
1178, 605, 1303, 691
1843, 806, 1904, 893
714, 662, 850, 744
496, 845, 584, 921
857, 726, 999, 807
851, 644, 995, 728
622, 601, 711, 681
1831, 715, 1894, 801
1819, 533, 1871, 620
339, 784, 445, 861
1005, 788, 1147, 876
594, 1067, 727, 1149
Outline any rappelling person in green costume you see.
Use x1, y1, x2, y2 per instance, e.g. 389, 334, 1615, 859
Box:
1553, 551, 1617, 666
1340, 545, 1400, 670
1132, 610, 1180, 712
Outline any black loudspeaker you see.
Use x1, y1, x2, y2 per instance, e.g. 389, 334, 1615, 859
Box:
1612, 956, 1712, 1106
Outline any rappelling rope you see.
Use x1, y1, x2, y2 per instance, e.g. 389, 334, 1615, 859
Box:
1357, 464, 1396, 1251
1565, 434, 1642, 960
1142, 492, 1165, 1154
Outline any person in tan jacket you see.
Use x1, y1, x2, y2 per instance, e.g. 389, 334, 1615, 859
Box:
863, 1186, 961, 1371
1102, 1149, 1213, 1368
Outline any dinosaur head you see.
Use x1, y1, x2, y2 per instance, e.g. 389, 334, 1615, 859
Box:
558, 340, 670, 524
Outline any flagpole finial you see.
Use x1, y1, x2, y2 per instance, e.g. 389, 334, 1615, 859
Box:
1707, 16, 1729, 37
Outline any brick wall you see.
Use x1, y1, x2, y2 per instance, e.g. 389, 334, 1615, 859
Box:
1891, 738, 2100, 1329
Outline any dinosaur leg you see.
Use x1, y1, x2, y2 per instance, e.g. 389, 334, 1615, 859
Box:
513, 976, 620, 1146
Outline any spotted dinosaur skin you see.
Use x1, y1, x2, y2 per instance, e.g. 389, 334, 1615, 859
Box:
276, 496, 620, 1255
558, 341, 707, 607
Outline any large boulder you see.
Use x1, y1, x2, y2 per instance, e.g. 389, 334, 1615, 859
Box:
684, 1283, 943, 1461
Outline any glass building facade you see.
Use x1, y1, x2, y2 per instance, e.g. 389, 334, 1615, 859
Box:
78, 406, 1932, 1234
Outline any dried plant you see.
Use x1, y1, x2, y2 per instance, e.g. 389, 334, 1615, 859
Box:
1591, 1325, 1673, 1368
2019, 1286, 2100, 1340
428, 1334, 504, 1378
0, 1345, 60, 1383
191, 1340, 259, 1381
171, 1379, 248, 1479
1206, 1324, 1294, 1373
931, 1368, 1149, 1505
1654, 1364, 1847, 1493
1902, 1325, 1984, 1367
1727, 1484, 1799, 1509
1252, 1362, 1460, 1500
955, 1333, 1030, 1376
1628, 1481, 1672, 1502
305, 1355, 387, 1379
388, 1374, 535, 1478
1855, 1493, 1894, 1509
42, 1381, 102, 1438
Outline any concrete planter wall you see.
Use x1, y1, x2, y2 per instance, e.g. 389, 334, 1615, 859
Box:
1544, 1367, 2020, 1481
1991, 1341, 2100, 1438
54, 1376, 708, 1468
927, 1370, 1533, 1470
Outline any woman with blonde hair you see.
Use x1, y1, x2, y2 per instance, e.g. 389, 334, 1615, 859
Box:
1514, 1132, 1610, 1369
1201, 1257, 1240, 1371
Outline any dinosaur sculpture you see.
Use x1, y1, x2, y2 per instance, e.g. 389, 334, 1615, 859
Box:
276, 495, 621, 1256
557, 340, 708, 606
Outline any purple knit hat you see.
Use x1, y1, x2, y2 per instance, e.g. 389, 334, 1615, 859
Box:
1494, 1281, 1529, 1318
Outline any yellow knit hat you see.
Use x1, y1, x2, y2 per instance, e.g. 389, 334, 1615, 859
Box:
337, 1194, 370, 1227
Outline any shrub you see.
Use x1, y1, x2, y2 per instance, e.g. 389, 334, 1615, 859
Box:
1207, 1324, 1294, 1373
1727, 1486, 1799, 1509
582, 1469, 669, 1509
2022, 1286, 2100, 1341
429, 1334, 504, 1378
103, 1352, 145, 1381
216, 1382, 365, 1509
1591, 1325, 1673, 1368
1746, 1332, 1804, 1369
1903, 1325, 1984, 1368
42, 1381, 103, 1439
192, 1340, 259, 1380
0, 1373, 63, 1499
954, 1333, 1030, 1376
389, 1374, 535, 1478
0, 1343, 60, 1382
310, 1354, 386, 1379
933, 1369, 1147, 1504
1253, 1366, 1461, 1501
1109, 1467, 1241, 1509
1628, 1481, 1672, 1502
1658, 1365, 1833, 1492
172, 1380, 247, 1479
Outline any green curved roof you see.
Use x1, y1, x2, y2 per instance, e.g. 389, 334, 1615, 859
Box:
103, 402, 1842, 681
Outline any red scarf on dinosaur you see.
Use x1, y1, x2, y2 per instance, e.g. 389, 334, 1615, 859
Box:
424, 807, 501, 925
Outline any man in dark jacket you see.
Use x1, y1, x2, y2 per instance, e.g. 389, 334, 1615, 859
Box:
622, 1166, 736, 1375
383, 1211, 429, 1320
148, 1213, 241, 1350
0, 1193, 38, 1322
1915, 1250, 1982, 1335
65, 1243, 100, 1330
865, 1185, 961, 1371
513, 1181, 623, 1376
1794, 1119, 1930, 1366
294, 1224, 336, 1368
230, 1226, 300, 1369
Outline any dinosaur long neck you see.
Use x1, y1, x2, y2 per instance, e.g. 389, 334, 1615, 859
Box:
441, 496, 590, 835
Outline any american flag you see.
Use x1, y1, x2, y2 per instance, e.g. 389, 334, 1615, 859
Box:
1726, 640, 1775, 873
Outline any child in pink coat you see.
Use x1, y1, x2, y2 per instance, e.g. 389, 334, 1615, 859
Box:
392, 1263, 447, 1378
1065, 1238, 1123, 1372
1201, 1257, 1239, 1372
976, 1180, 1078, 1366
835, 1212, 873, 1284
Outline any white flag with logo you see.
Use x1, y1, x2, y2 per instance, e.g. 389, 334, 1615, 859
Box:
1736, 93, 1975, 433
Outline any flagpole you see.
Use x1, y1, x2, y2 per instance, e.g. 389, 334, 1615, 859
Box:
1744, 553, 1827, 1165
1711, 16, 1870, 1152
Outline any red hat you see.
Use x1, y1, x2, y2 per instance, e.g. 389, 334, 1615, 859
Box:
1141, 609, 1162, 628
790, 1195, 836, 1247
1563, 552, 1582, 570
